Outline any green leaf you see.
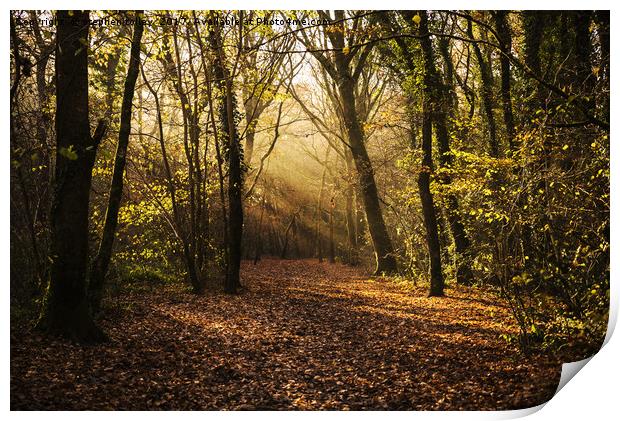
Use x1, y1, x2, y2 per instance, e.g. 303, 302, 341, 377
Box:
59, 145, 78, 160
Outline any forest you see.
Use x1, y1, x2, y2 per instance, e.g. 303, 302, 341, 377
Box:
10, 10, 609, 410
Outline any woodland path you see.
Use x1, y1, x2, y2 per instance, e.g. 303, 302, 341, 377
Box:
11, 259, 561, 410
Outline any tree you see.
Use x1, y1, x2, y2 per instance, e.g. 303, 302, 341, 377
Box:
298, 10, 397, 274
89, 12, 144, 312
209, 14, 244, 293
36, 10, 107, 342
521, 11, 545, 122
415, 11, 446, 296
466, 15, 499, 157
493, 11, 516, 151
413, 11, 474, 286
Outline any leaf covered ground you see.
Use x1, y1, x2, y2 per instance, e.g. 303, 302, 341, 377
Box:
11, 259, 561, 410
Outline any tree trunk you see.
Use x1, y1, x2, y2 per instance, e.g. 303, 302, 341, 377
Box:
414, 11, 445, 296
467, 18, 499, 157
280, 213, 297, 259
253, 193, 266, 264
103, 26, 128, 120
520, 11, 547, 269
493, 11, 516, 152
315, 148, 330, 262
244, 115, 256, 165
36, 10, 106, 342
193, 17, 229, 286
343, 150, 358, 264
89, 13, 144, 312
303, 11, 396, 274
416, 10, 474, 285
329, 195, 335, 263
210, 20, 243, 293
573, 12, 593, 92
522, 11, 545, 119
418, 112, 444, 297
337, 75, 397, 274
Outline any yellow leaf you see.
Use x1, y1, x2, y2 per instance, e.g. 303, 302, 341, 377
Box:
412, 14, 421, 25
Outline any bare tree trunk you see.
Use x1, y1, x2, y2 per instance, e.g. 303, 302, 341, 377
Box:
90, 13, 144, 311
253, 193, 266, 264
280, 212, 298, 259
36, 11, 107, 342
302, 10, 396, 274
193, 16, 229, 283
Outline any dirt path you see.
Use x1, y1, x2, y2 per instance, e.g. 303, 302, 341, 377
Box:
11, 259, 561, 410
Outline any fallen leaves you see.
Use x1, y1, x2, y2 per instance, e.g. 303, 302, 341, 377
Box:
11, 259, 561, 410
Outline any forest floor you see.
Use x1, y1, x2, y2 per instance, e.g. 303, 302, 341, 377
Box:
11, 258, 561, 410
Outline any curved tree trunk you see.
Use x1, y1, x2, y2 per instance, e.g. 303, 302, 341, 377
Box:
302, 10, 396, 275
337, 75, 397, 274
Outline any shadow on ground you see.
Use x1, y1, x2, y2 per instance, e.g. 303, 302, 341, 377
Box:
10, 258, 561, 410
